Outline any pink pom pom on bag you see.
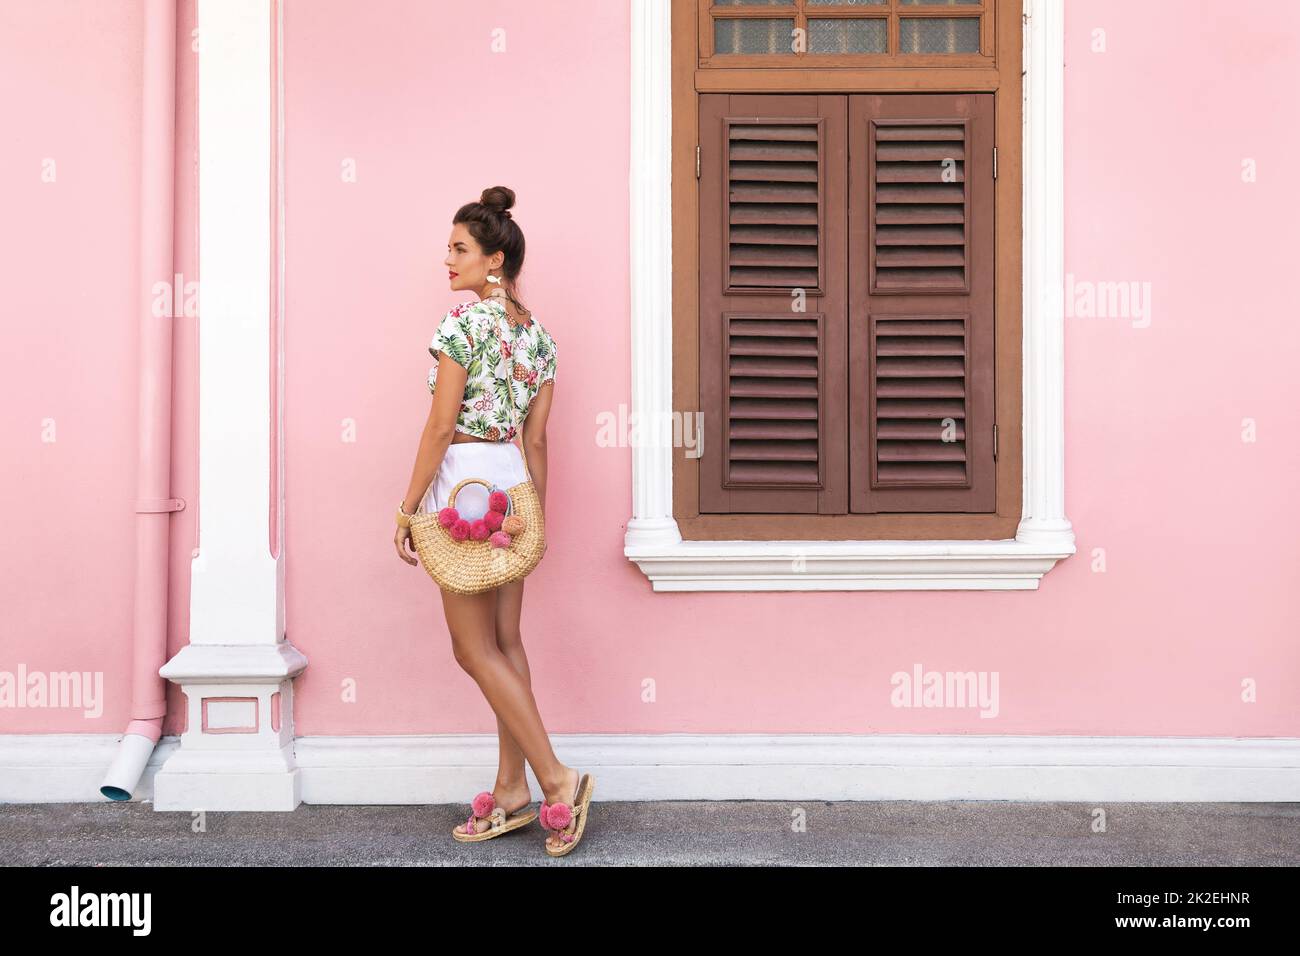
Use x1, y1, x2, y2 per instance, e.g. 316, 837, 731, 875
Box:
408, 439, 546, 594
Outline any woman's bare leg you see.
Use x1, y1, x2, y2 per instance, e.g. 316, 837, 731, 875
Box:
441, 582, 579, 840
491, 578, 530, 796
494, 579, 587, 850
451, 581, 533, 836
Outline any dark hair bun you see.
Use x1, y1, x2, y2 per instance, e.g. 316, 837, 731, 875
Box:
480, 186, 516, 219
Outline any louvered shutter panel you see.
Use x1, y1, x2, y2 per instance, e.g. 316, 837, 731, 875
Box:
849, 93, 996, 512
700, 94, 847, 514
726, 122, 822, 292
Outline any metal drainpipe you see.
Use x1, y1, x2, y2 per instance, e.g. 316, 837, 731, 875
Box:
101, 0, 179, 801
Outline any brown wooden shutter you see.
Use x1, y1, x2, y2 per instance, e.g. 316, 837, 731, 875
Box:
848, 93, 996, 513
699, 94, 847, 514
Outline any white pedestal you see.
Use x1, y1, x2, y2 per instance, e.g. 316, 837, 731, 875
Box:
153, 642, 308, 811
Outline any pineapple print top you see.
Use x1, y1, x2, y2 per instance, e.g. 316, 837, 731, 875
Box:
427, 297, 558, 442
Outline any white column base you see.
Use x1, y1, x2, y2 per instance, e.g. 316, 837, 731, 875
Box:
152, 746, 301, 812
153, 642, 307, 811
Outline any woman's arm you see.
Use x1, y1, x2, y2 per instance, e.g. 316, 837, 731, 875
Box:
522, 380, 554, 516
402, 353, 468, 514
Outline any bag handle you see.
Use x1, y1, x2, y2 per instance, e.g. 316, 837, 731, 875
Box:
447, 476, 514, 515
516, 434, 530, 480
491, 292, 533, 483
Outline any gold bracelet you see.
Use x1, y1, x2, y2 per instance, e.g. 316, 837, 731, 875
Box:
396, 502, 414, 528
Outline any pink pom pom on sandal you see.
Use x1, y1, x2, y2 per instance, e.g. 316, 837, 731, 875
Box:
451, 789, 537, 843
538, 772, 595, 857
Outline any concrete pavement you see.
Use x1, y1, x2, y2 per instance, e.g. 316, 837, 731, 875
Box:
3, 800, 1297, 866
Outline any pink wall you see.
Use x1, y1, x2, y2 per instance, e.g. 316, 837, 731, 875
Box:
4, 1, 1295, 742
284, 0, 1300, 738
1057, 1, 1300, 733
0, 0, 199, 735
282, 0, 634, 734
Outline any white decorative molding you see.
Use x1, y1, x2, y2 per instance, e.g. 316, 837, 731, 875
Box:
618, 539, 1079, 592
154, 0, 306, 811
6, 734, 1299, 803
626, 0, 681, 555
624, 0, 1075, 591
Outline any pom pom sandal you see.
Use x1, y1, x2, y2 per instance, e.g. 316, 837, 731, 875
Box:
451, 790, 538, 842
538, 772, 595, 857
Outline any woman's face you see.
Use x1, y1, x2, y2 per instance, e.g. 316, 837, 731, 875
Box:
445, 223, 501, 293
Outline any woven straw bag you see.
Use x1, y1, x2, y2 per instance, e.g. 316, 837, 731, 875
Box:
408, 438, 545, 594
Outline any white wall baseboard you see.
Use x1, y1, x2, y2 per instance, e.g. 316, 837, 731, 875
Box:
3, 733, 1299, 805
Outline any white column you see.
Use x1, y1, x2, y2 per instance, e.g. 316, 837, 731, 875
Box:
154, 0, 306, 811
623, 0, 681, 551
1015, 0, 1075, 549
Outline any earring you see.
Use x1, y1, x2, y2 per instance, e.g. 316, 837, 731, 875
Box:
485, 274, 502, 285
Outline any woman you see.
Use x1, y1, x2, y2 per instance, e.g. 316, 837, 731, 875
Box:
393, 186, 593, 857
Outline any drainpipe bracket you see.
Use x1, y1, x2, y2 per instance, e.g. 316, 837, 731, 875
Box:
136, 497, 186, 514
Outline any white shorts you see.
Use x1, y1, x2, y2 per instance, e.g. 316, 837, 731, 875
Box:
418, 440, 528, 520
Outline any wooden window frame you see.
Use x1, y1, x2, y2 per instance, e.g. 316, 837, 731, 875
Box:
700, 0, 995, 71
623, 0, 1076, 591
693, 7, 1012, 537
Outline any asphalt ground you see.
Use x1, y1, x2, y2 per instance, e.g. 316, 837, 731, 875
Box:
2, 800, 1296, 866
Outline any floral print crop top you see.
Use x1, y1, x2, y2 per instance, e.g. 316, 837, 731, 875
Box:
427, 297, 557, 442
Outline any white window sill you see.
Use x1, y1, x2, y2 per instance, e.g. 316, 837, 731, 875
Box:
624, 521, 1076, 592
